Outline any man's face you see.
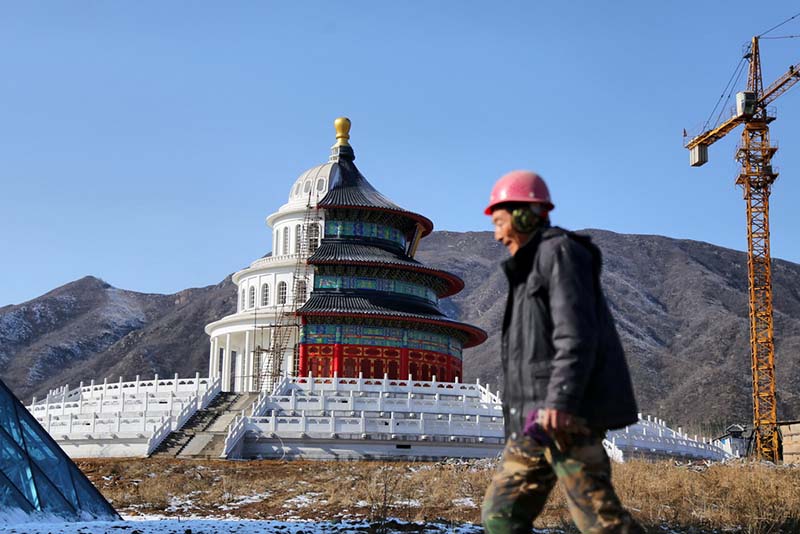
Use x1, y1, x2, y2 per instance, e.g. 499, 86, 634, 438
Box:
492, 208, 530, 256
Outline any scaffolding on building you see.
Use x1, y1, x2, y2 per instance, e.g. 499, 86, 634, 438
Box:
252, 192, 321, 391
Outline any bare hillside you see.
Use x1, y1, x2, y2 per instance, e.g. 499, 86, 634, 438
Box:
2, 230, 798, 428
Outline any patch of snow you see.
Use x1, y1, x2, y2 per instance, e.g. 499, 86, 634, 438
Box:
451, 497, 477, 508
165, 491, 204, 513
23, 290, 150, 385
0, 309, 31, 344
0, 295, 80, 345
0, 508, 65, 525
0, 507, 114, 526
27, 340, 92, 383
218, 491, 273, 511
0, 516, 485, 533
282, 492, 321, 509
30, 300, 63, 326
102, 289, 146, 330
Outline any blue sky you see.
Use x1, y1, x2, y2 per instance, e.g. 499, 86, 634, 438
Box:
2, 2, 800, 305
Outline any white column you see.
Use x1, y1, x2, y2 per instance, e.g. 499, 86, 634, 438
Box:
222, 333, 232, 392
244, 330, 252, 392
212, 336, 220, 379
208, 339, 214, 378
234, 350, 243, 392
285, 329, 295, 378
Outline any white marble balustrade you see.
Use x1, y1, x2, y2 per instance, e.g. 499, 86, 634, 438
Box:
31, 372, 217, 406
249, 412, 504, 438
28, 374, 222, 458
251, 390, 503, 418
606, 415, 733, 462
285, 374, 501, 403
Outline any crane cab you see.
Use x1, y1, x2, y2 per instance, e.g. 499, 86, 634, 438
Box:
737, 91, 757, 117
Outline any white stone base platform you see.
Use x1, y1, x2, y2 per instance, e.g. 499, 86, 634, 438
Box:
221, 375, 735, 463
222, 374, 506, 460
30, 371, 736, 463
234, 436, 503, 461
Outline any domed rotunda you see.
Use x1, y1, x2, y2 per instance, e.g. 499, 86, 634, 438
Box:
205, 118, 486, 393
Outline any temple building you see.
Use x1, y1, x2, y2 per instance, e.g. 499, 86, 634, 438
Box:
205, 118, 486, 392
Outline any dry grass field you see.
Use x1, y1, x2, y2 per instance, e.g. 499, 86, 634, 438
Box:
77, 457, 800, 533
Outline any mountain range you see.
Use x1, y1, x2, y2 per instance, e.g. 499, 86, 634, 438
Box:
1, 229, 798, 429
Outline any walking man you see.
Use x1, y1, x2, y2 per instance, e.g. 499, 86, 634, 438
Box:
481, 170, 643, 533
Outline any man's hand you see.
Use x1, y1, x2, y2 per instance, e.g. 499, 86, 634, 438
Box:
538, 408, 573, 432
537, 408, 588, 451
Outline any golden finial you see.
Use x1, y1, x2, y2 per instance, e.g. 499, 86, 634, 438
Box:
334, 117, 351, 147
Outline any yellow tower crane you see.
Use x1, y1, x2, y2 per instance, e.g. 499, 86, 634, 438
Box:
685, 36, 800, 462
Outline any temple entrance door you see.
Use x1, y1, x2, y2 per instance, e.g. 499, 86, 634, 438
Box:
388, 360, 399, 379
307, 357, 332, 377
343, 358, 356, 377
421, 364, 429, 381
229, 351, 237, 389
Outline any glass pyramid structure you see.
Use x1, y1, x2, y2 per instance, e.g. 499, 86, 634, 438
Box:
0, 379, 117, 521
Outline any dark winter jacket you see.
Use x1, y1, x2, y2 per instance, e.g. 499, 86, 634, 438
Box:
500, 226, 638, 439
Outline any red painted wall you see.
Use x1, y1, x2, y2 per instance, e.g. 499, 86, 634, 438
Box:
299, 343, 462, 382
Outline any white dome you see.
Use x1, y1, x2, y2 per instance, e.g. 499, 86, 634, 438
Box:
287, 162, 334, 205
267, 160, 334, 227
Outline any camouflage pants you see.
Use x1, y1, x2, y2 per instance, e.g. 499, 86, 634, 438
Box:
482, 434, 643, 534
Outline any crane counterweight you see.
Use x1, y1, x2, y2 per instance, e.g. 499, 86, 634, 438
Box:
690, 144, 708, 167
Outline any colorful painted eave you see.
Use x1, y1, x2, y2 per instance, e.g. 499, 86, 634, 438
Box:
297, 294, 487, 348
308, 243, 464, 298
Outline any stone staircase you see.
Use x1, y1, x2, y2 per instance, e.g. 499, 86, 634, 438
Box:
149, 391, 259, 458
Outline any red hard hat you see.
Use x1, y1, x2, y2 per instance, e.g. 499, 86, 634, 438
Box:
484, 170, 554, 215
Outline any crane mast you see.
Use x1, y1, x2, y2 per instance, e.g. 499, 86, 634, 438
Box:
736, 37, 779, 462
685, 35, 800, 462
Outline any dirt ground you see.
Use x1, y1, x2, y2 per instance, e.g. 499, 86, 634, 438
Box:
76, 457, 800, 533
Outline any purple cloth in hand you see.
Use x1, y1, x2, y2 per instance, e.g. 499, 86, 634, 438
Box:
523, 409, 553, 446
